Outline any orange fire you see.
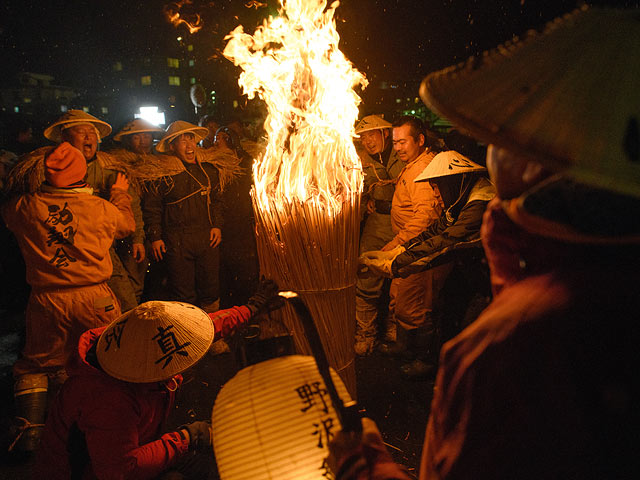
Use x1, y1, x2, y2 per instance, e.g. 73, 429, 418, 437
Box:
163, 1, 202, 34
223, 0, 367, 215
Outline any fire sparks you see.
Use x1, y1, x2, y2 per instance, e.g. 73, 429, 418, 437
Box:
163, 0, 203, 34
224, 0, 367, 215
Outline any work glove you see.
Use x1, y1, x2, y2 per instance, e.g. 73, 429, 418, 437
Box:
327, 418, 409, 480
246, 277, 285, 317
358, 245, 405, 279
180, 421, 212, 452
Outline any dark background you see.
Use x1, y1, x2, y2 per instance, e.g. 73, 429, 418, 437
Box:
2, 0, 637, 91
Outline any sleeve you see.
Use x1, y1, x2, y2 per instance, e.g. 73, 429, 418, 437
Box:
386, 177, 443, 250
128, 187, 145, 244
142, 187, 165, 242
1, 197, 19, 232
108, 188, 136, 239
79, 390, 190, 480
209, 166, 224, 230
208, 305, 253, 341
392, 200, 488, 278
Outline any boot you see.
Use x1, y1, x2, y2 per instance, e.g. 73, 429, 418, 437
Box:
9, 373, 48, 453
354, 299, 378, 357
383, 317, 397, 343
378, 326, 414, 359
354, 330, 376, 356
400, 326, 439, 380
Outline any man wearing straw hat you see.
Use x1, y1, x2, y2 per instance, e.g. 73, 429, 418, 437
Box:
360, 150, 495, 378
330, 6, 639, 479
35, 280, 284, 479
110, 119, 165, 303
144, 120, 225, 313
2, 142, 135, 453
373, 115, 445, 363
353, 114, 404, 356
42, 110, 144, 313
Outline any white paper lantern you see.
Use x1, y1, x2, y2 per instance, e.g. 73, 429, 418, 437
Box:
212, 355, 353, 480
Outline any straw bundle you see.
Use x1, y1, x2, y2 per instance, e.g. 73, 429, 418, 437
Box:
253, 192, 360, 397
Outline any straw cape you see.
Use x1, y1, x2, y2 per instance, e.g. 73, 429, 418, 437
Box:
113, 119, 164, 142
43, 110, 112, 143
108, 147, 246, 194
96, 301, 215, 383
419, 6, 640, 199
414, 150, 485, 182
2, 147, 133, 198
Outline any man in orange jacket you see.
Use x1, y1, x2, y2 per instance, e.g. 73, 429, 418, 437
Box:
2, 142, 135, 453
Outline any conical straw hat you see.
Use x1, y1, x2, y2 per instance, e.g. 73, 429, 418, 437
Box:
96, 301, 214, 383
113, 119, 164, 142
156, 120, 209, 153
355, 115, 392, 134
415, 150, 485, 182
44, 110, 112, 143
420, 7, 640, 198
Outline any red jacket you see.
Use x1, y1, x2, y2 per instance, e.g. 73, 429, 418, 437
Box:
36, 305, 252, 480
421, 199, 639, 479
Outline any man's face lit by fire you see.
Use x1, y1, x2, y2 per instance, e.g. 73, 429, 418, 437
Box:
171, 132, 197, 163
392, 123, 424, 163
63, 123, 98, 161
360, 129, 388, 156
127, 132, 154, 155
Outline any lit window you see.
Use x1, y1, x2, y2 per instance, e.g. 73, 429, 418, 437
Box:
414, 97, 420, 103
188, 59, 195, 67
101, 107, 109, 114
188, 44, 194, 52
395, 98, 401, 104
83, 106, 90, 113
14, 106, 19, 113
168, 76, 181, 86
190, 77, 196, 85
141, 76, 151, 86
167, 57, 180, 68
113, 62, 123, 72
23, 98, 32, 103
233, 100, 239, 109
60, 105, 68, 113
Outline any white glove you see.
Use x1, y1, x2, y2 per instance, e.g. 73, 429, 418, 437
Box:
358, 245, 405, 278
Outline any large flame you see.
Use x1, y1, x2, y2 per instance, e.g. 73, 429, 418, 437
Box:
223, 0, 367, 215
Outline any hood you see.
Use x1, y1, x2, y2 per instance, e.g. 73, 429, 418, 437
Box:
65, 327, 107, 379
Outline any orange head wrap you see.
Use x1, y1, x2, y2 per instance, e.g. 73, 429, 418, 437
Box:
44, 142, 87, 188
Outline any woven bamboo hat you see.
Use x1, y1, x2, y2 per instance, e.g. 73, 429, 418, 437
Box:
96, 301, 215, 383
415, 150, 485, 182
44, 110, 112, 143
156, 120, 209, 153
355, 115, 392, 134
420, 7, 640, 198
113, 119, 164, 142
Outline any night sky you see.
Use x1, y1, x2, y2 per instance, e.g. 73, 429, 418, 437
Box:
1, 1, 637, 90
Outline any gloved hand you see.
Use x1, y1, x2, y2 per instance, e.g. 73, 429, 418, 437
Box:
181, 421, 212, 452
327, 418, 407, 479
358, 245, 405, 279
246, 277, 285, 317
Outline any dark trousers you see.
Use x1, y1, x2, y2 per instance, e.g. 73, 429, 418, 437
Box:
164, 229, 220, 306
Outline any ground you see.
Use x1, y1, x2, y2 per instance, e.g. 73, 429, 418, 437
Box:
0, 307, 433, 479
